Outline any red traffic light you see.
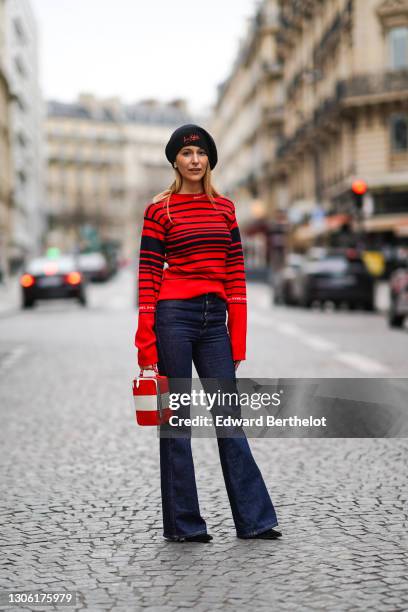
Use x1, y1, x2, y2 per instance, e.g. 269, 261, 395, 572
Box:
351, 180, 367, 195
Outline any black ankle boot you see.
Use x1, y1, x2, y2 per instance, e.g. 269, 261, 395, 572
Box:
184, 533, 213, 542
164, 533, 213, 543
238, 528, 282, 540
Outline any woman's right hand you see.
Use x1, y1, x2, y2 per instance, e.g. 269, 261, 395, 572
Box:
140, 363, 158, 373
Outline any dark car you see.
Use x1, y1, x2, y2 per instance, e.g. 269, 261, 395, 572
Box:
294, 249, 375, 310
388, 266, 408, 328
20, 255, 87, 308
272, 253, 304, 305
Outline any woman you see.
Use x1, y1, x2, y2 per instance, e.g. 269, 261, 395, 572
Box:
135, 124, 281, 543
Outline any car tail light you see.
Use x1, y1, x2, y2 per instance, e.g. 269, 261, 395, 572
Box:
20, 274, 35, 288
66, 271, 82, 285
346, 248, 358, 259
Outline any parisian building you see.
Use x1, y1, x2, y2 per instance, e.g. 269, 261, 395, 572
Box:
211, 0, 408, 263
0, 0, 13, 279
45, 94, 192, 259
211, 0, 285, 272
276, 0, 408, 250
4, 0, 45, 269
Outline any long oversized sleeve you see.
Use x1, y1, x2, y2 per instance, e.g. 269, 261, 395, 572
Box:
134, 203, 166, 367
225, 204, 247, 361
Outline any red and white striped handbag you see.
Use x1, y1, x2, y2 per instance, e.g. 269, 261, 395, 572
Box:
132, 365, 171, 426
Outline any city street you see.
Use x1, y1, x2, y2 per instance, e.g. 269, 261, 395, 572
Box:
1, 269, 408, 611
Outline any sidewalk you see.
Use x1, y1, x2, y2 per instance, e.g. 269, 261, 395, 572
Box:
0, 274, 20, 315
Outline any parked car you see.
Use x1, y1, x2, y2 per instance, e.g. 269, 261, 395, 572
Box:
306, 246, 329, 261
294, 249, 375, 310
272, 253, 304, 305
77, 252, 110, 282
20, 255, 87, 308
388, 266, 408, 328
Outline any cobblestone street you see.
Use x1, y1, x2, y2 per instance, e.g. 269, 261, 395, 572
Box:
1, 272, 408, 611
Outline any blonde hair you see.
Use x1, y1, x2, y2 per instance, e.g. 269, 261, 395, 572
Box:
152, 163, 223, 224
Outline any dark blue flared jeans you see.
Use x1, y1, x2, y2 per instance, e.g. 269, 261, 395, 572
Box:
154, 292, 279, 539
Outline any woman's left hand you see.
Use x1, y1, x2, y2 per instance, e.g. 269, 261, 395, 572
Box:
234, 360, 241, 371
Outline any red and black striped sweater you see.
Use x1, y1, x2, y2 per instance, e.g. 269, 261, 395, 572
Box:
134, 192, 247, 367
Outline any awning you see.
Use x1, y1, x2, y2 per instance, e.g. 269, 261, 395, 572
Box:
395, 219, 408, 236
362, 214, 408, 233
326, 214, 352, 231
292, 224, 319, 243
292, 214, 352, 244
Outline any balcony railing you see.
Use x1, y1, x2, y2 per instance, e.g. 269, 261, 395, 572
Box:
278, 68, 408, 159
337, 69, 408, 99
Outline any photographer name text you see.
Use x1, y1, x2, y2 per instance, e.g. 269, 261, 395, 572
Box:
168, 415, 327, 428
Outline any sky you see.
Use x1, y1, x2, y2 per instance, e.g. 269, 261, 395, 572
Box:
30, 0, 259, 116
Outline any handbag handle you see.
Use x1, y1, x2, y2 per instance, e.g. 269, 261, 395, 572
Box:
136, 365, 159, 388
135, 364, 159, 389
138, 364, 159, 377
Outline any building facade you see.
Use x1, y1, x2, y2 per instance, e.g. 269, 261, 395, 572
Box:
276, 0, 408, 250
211, 0, 408, 262
211, 0, 285, 272
4, 0, 45, 269
0, 0, 13, 279
45, 95, 192, 259
211, 0, 283, 218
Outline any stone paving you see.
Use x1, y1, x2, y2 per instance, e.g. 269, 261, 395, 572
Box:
0, 277, 407, 611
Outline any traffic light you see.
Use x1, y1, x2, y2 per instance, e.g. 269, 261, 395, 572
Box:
351, 180, 367, 210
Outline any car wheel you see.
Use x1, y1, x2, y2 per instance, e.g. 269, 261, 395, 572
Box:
22, 297, 35, 309
78, 294, 87, 307
388, 311, 404, 328
363, 300, 375, 312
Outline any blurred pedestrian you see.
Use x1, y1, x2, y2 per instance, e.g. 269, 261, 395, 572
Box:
135, 124, 281, 542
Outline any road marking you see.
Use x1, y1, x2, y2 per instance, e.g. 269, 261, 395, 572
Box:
275, 322, 301, 336
251, 316, 336, 351
299, 335, 338, 352
249, 310, 390, 373
335, 352, 389, 374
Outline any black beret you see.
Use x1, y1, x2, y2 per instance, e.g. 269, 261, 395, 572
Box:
165, 124, 218, 170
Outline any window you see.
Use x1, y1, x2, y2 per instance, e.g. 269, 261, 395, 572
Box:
13, 18, 26, 44
389, 27, 408, 69
16, 131, 27, 147
14, 55, 26, 78
390, 115, 408, 151
16, 95, 26, 112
